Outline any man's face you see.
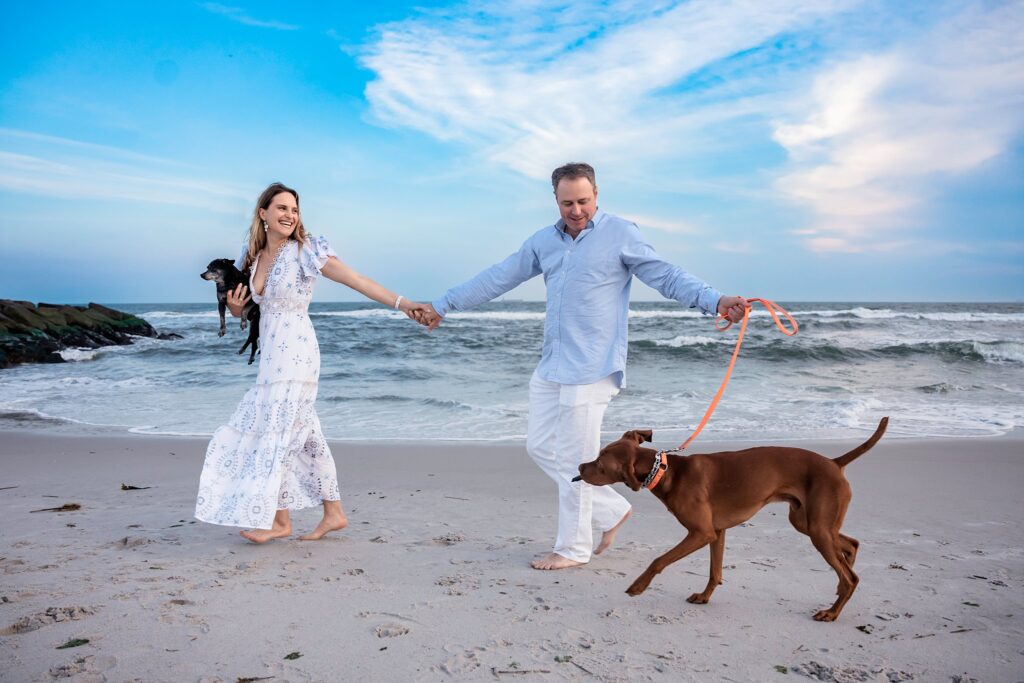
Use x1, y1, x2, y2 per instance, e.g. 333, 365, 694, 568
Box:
555, 177, 598, 234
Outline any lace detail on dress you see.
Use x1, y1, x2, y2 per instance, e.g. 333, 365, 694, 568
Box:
261, 298, 308, 314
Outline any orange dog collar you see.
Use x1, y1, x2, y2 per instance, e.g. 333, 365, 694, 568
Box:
643, 451, 668, 490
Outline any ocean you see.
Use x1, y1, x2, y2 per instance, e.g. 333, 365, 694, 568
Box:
1, 302, 1022, 445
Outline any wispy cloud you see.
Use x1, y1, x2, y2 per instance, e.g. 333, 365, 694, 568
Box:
199, 2, 298, 31
361, 0, 854, 179
713, 241, 757, 254
0, 130, 251, 212
773, 1, 1024, 252
627, 213, 702, 236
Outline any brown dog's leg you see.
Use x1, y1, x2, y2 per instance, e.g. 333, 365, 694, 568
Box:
626, 529, 716, 596
838, 533, 859, 567
687, 529, 725, 604
808, 526, 859, 621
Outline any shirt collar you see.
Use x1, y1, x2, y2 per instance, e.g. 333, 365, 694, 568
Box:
554, 208, 605, 237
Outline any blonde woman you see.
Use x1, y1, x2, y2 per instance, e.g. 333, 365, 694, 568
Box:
195, 182, 429, 542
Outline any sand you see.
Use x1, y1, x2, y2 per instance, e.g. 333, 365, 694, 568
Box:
0, 430, 1022, 682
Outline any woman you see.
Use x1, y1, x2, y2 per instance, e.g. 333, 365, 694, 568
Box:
195, 182, 428, 542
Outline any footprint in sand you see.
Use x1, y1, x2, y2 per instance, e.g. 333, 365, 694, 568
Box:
48, 654, 117, 680
375, 623, 411, 638
435, 573, 481, 595
432, 532, 466, 546
109, 535, 151, 549
1, 606, 98, 635
437, 646, 486, 676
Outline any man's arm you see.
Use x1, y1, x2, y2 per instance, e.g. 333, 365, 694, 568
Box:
621, 223, 745, 320
426, 237, 542, 327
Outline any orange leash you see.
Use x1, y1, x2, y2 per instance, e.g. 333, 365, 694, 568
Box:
675, 298, 798, 451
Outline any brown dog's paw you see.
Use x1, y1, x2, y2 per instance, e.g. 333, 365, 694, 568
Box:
625, 576, 651, 596
686, 593, 710, 604
812, 609, 838, 622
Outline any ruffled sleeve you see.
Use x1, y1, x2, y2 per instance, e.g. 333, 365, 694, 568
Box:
234, 243, 248, 271
299, 234, 337, 278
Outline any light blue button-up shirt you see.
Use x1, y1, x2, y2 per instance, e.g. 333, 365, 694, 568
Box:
432, 209, 723, 387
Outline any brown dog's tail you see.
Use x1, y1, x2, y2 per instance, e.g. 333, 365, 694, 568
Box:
832, 417, 889, 468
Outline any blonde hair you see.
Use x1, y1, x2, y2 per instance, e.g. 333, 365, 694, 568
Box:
241, 182, 307, 272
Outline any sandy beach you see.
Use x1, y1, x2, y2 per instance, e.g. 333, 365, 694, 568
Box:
1, 430, 1022, 682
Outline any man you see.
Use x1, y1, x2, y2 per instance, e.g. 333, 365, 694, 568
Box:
420, 163, 747, 570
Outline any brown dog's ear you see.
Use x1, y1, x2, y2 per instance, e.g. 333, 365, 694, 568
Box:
622, 450, 643, 491
621, 429, 652, 444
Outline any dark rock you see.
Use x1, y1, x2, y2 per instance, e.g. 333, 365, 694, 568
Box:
0, 301, 171, 369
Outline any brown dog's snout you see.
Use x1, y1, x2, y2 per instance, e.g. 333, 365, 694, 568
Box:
571, 474, 582, 482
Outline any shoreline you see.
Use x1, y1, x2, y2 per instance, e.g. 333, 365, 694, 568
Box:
2, 424, 1022, 449
1, 430, 1022, 681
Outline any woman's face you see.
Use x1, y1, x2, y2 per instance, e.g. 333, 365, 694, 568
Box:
259, 192, 300, 240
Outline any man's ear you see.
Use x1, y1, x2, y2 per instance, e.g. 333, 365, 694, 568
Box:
622, 429, 652, 444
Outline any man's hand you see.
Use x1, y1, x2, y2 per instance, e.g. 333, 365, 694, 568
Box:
717, 295, 749, 324
227, 284, 251, 318
402, 302, 443, 330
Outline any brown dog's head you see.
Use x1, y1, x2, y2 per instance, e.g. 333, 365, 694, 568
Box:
573, 429, 654, 491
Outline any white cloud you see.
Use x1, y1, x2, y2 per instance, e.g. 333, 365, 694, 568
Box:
0, 130, 251, 213
773, 1, 1024, 251
361, 0, 854, 179
713, 241, 756, 253
198, 3, 298, 31
627, 213, 702, 235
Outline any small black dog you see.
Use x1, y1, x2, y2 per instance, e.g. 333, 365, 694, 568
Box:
200, 259, 261, 364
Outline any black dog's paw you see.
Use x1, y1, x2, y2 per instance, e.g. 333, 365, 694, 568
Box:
218, 328, 226, 337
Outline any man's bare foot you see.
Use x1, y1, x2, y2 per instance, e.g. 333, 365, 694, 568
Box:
240, 523, 291, 544
299, 513, 348, 541
530, 553, 586, 570
595, 508, 632, 555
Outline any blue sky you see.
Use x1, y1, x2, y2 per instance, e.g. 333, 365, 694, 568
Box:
1, 0, 1022, 304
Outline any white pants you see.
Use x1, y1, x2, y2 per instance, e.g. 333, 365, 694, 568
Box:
527, 370, 632, 563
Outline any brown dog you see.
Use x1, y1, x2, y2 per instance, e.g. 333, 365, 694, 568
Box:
573, 417, 888, 621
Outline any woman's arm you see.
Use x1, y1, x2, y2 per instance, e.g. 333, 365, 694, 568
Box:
319, 256, 423, 317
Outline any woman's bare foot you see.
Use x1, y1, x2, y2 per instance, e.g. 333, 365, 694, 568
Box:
299, 511, 348, 541
530, 553, 586, 570
594, 508, 632, 555
240, 522, 291, 544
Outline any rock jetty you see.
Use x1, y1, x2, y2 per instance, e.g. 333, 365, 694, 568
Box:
0, 300, 177, 369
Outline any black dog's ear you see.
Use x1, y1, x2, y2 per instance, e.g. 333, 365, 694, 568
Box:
621, 429, 652, 444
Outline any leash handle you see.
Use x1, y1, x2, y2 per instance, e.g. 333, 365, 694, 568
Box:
677, 298, 798, 451
716, 297, 798, 336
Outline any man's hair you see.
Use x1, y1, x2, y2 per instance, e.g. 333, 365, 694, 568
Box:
551, 163, 596, 192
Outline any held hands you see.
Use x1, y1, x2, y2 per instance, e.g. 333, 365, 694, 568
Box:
227, 284, 251, 318
399, 300, 443, 330
717, 295, 749, 324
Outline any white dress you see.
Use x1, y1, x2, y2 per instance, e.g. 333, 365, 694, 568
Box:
195, 235, 340, 529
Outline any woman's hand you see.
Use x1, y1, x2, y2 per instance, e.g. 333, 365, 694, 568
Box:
226, 284, 251, 318
401, 300, 442, 329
